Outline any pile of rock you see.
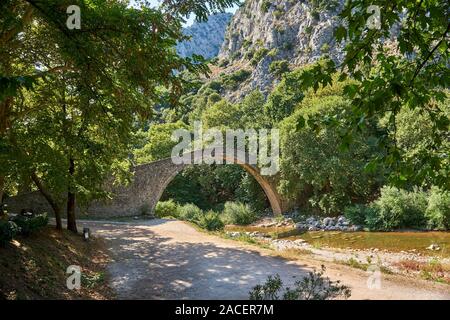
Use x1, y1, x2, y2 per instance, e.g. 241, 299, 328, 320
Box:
226, 231, 271, 239
256, 217, 295, 228
271, 239, 310, 251
295, 216, 363, 232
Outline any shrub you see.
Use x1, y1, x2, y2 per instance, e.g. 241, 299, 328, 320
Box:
197, 210, 224, 231
218, 59, 229, 67
221, 202, 257, 225
178, 203, 203, 222
0, 220, 19, 246
221, 70, 251, 90
12, 213, 48, 236
269, 60, 289, 78
344, 204, 370, 226
261, 0, 271, 13
273, 9, 283, 19
321, 43, 330, 53
267, 48, 278, 58
155, 200, 179, 218
249, 266, 351, 300
367, 187, 427, 231
251, 48, 269, 65
425, 187, 450, 230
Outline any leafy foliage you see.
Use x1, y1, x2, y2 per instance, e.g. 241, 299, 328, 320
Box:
366, 187, 427, 231
295, 0, 450, 187
155, 200, 179, 218
249, 265, 351, 300
12, 213, 49, 236
134, 122, 189, 163
345, 186, 450, 231
269, 60, 290, 78
279, 81, 385, 215
178, 203, 204, 222
197, 210, 224, 231
425, 187, 450, 231
0, 220, 19, 247
221, 201, 257, 225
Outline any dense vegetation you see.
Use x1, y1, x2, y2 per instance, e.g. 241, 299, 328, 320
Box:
0, 0, 240, 233
1, 0, 448, 237
155, 200, 258, 231
141, 62, 448, 231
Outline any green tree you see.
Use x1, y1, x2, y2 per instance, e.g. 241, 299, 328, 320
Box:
0, 0, 238, 231
279, 82, 385, 214
296, 1, 449, 188
134, 121, 189, 163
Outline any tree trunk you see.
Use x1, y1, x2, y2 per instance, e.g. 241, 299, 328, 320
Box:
66, 158, 77, 233
0, 175, 5, 218
0, 175, 4, 203
31, 172, 63, 230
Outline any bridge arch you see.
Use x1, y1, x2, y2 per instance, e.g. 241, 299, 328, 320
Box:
98, 149, 285, 216
4, 150, 291, 218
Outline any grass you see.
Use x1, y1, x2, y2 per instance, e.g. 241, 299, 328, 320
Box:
343, 257, 369, 271
0, 226, 114, 300
395, 259, 450, 284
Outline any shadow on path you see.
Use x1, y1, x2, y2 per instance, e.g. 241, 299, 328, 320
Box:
84, 220, 309, 300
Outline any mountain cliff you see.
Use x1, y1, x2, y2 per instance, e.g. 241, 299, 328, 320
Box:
215, 0, 346, 101
177, 13, 233, 59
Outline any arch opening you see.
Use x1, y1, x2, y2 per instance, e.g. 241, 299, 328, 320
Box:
143, 155, 283, 216
159, 164, 270, 212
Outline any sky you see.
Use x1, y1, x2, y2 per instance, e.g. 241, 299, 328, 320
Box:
133, 0, 239, 26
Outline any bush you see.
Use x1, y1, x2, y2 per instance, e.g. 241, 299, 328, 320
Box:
0, 220, 19, 246
345, 186, 449, 231
249, 266, 351, 300
269, 60, 289, 78
367, 187, 427, 231
344, 204, 369, 226
197, 211, 224, 231
221, 202, 257, 225
12, 213, 49, 236
178, 203, 203, 222
261, 0, 271, 13
221, 70, 251, 90
155, 200, 179, 218
425, 187, 450, 230
251, 48, 269, 65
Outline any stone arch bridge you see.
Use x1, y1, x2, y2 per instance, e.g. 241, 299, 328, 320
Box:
6, 150, 291, 217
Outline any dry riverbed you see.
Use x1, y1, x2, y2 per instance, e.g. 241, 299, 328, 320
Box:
225, 223, 450, 285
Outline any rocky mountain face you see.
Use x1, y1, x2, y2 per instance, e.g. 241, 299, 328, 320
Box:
216, 0, 346, 101
176, 13, 233, 59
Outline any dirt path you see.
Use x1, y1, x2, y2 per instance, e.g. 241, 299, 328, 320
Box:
79, 219, 450, 300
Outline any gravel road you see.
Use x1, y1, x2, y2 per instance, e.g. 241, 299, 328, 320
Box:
78, 219, 450, 300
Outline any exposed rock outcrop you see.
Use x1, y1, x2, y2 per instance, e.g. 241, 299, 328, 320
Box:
216, 0, 346, 101
177, 13, 233, 59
